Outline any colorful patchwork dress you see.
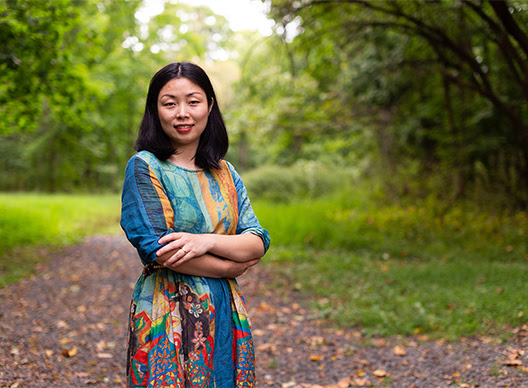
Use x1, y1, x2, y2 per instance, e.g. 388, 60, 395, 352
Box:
120, 151, 270, 387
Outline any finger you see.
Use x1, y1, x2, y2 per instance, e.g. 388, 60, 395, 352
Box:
166, 252, 192, 269
158, 233, 182, 245
163, 253, 184, 267
156, 241, 182, 257
162, 247, 191, 266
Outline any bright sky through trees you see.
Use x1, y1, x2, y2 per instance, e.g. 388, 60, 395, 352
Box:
136, 0, 275, 36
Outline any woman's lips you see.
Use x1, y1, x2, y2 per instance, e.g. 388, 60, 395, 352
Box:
174, 124, 193, 133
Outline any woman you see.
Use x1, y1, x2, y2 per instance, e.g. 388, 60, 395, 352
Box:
120, 62, 270, 387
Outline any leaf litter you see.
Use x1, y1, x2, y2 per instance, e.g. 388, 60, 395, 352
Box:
0, 235, 527, 387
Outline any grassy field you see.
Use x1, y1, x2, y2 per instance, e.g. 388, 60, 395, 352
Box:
1, 190, 526, 340
0, 193, 121, 286
253, 190, 528, 340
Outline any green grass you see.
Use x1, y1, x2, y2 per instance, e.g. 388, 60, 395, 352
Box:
2, 189, 527, 340
0, 193, 121, 286
253, 189, 528, 339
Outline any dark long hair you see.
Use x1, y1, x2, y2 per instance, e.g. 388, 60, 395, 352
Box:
134, 62, 228, 170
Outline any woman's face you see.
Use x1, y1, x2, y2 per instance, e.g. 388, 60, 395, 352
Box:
157, 77, 212, 151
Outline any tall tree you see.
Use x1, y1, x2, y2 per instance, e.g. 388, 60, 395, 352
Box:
0, 0, 239, 192
0, 0, 77, 133
262, 0, 528, 204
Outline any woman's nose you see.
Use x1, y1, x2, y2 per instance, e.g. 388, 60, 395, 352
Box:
176, 105, 189, 118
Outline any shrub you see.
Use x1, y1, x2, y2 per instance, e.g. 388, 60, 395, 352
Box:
242, 160, 357, 202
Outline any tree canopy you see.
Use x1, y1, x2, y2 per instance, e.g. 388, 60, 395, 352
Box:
1, 0, 527, 207
246, 0, 528, 205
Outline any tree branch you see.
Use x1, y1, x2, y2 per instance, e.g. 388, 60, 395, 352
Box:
464, 0, 528, 101
489, 0, 528, 58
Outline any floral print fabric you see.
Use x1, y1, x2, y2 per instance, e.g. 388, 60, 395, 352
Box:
120, 151, 270, 387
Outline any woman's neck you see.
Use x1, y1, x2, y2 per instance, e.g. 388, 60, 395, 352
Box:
167, 148, 199, 170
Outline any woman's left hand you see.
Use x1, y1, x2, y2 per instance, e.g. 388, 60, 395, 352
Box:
156, 232, 212, 267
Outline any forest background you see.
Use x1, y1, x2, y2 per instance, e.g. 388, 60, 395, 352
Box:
1, 0, 527, 339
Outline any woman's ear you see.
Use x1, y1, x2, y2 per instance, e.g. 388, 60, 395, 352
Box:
208, 98, 214, 114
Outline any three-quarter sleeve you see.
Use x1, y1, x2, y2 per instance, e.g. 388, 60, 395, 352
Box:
227, 162, 271, 255
120, 155, 175, 265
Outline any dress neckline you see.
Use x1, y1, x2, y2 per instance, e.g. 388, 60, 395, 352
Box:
165, 159, 204, 173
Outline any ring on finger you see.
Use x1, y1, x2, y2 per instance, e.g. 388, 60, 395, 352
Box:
180, 248, 187, 254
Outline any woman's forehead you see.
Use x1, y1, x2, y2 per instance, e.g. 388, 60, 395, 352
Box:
159, 77, 206, 97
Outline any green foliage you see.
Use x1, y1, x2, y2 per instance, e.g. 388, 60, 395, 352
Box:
261, 0, 528, 206
140, 2, 233, 62
0, 0, 76, 133
0, 0, 238, 192
0, 193, 121, 286
254, 188, 528, 338
2, 0, 528, 206
242, 161, 358, 203
256, 187, 527, 261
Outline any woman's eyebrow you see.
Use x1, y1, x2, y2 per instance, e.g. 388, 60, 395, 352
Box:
160, 91, 204, 99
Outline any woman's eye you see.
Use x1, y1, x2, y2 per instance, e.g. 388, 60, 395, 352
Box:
189, 100, 199, 105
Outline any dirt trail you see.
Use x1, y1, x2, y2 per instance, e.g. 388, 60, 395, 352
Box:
0, 235, 526, 387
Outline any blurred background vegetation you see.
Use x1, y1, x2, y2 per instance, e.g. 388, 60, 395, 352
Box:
1, 0, 527, 207
1, 0, 527, 337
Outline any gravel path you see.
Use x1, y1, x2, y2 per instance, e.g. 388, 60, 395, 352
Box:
0, 235, 526, 387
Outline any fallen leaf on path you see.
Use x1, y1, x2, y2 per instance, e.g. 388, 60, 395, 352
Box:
373, 369, 389, 377
96, 340, 106, 352
257, 343, 277, 353
507, 349, 524, 357
309, 336, 325, 347
62, 347, 78, 358
503, 359, 523, 366
503, 351, 523, 366
416, 334, 430, 341
371, 338, 386, 347
97, 352, 113, 358
257, 302, 272, 312
394, 345, 407, 356
335, 376, 351, 387
291, 303, 302, 310
352, 358, 370, 366
350, 377, 370, 386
